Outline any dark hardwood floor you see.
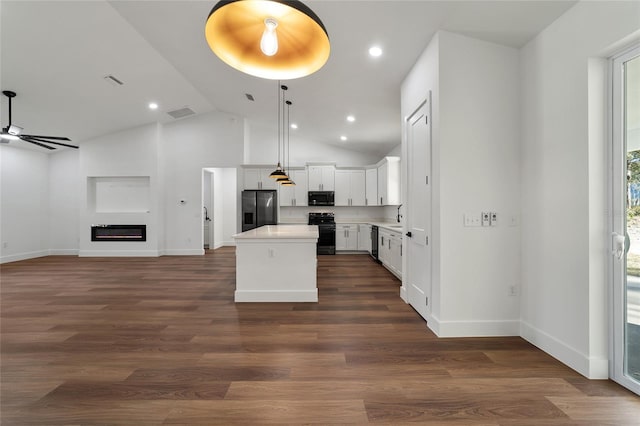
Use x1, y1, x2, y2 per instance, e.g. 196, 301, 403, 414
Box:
1, 247, 638, 425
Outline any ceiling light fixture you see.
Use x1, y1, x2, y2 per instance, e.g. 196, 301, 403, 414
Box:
340, 135, 348, 141
205, 0, 330, 80
369, 46, 383, 57
148, 102, 158, 110
269, 82, 288, 179
346, 115, 355, 122
290, 123, 298, 129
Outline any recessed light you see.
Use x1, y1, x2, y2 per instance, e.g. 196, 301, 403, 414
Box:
340, 135, 348, 141
346, 115, 355, 122
369, 46, 383, 57
291, 123, 298, 129
148, 102, 159, 110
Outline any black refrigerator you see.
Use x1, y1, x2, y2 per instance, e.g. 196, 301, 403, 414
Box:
241, 190, 278, 232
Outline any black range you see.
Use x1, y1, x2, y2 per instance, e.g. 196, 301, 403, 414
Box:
308, 212, 336, 255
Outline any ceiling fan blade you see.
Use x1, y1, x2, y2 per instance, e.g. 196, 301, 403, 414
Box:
22, 136, 79, 149
20, 137, 55, 150
22, 134, 71, 141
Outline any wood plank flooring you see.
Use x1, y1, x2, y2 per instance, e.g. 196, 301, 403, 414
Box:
1, 248, 638, 425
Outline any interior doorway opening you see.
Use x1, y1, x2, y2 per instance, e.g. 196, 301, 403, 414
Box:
202, 168, 238, 251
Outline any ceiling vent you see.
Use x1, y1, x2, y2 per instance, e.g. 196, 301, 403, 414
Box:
167, 107, 195, 119
103, 75, 124, 86
245, 93, 255, 101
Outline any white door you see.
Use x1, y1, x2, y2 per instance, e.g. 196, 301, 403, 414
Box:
406, 97, 431, 321
611, 46, 640, 395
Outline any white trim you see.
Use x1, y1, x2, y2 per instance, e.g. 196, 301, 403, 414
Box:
0, 250, 49, 264
428, 315, 519, 337
399, 285, 408, 302
49, 249, 79, 256
162, 249, 205, 256
235, 289, 318, 302
78, 250, 160, 257
521, 320, 608, 379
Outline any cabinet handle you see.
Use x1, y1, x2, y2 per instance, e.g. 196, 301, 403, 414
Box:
381, 236, 384, 245
400, 245, 402, 256
365, 198, 368, 206
380, 197, 383, 205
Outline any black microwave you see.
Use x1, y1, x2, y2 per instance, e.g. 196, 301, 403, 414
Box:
308, 191, 335, 206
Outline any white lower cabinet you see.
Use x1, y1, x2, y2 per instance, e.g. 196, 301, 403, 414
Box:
358, 224, 372, 253
378, 228, 402, 278
336, 224, 358, 251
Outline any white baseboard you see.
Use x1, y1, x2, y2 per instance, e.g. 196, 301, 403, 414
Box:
428, 314, 520, 337
399, 285, 408, 302
78, 250, 160, 257
520, 320, 608, 379
162, 249, 205, 256
235, 289, 318, 302
0, 250, 49, 264
49, 249, 79, 256
223, 240, 236, 247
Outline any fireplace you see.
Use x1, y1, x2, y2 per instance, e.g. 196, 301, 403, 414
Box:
91, 225, 146, 242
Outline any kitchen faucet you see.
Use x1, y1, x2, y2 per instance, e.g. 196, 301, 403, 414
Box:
397, 204, 403, 223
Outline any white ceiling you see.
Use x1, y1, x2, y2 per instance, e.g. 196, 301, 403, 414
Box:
0, 0, 577, 157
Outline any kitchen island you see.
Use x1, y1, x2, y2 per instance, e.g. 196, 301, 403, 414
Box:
232, 225, 319, 302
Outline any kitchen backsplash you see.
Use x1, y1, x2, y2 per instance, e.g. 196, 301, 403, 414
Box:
280, 206, 402, 224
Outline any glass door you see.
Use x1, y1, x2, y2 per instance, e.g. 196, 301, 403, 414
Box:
612, 46, 640, 395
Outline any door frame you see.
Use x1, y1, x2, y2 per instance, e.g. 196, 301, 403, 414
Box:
609, 43, 640, 395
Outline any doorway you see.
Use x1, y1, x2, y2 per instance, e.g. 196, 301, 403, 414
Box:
611, 45, 640, 395
202, 170, 214, 250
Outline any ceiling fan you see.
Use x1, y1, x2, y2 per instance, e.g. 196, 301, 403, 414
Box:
0, 90, 78, 150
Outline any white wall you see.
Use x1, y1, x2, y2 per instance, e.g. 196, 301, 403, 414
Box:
248, 122, 383, 166
49, 149, 79, 254
162, 111, 244, 254
0, 146, 50, 262
79, 123, 162, 256
520, 1, 640, 379
401, 31, 521, 337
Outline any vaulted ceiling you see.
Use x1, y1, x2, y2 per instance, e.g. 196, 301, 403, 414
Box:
1, 0, 577, 157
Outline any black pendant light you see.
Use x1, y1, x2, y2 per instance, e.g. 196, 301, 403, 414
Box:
205, 0, 330, 80
279, 99, 296, 186
269, 82, 287, 180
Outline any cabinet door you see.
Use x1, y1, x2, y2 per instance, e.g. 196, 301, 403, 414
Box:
389, 233, 402, 277
279, 184, 295, 206
345, 225, 358, 250
366, 168, 378, 206
308, 166, 323, 191
377, 162, 388, 205
336, 224, 348, 250
244, 169, 261, 189
321, 166, 335, 191
334, 170, 351, 206
350, 170, 366, 206
358, 224, 372, 252
291, 170, 308, 206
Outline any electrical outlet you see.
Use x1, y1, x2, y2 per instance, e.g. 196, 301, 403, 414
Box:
482, 212, 491, 227
490, 212, 498, 227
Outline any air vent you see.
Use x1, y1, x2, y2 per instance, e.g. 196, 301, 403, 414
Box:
167, 107, 195, 119
245, 93, 255, 101
103, 75, 124, 86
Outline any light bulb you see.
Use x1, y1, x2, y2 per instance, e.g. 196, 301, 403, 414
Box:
260, 18, 278, 56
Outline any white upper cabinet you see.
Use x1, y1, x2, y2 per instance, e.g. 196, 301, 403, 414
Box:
365, 168, 378, 206
308, 165, 335, 191
377, 156, 400, 205
279, 169, 308, 206
334, 170, 366, 206
244, 167, 278, 190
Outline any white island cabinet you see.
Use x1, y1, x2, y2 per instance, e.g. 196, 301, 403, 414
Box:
233, 225, 319, 302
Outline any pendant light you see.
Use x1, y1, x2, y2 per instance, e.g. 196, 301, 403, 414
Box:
269, 82, 287, 179
205, 0, 330, 80
278, 99, 296, 186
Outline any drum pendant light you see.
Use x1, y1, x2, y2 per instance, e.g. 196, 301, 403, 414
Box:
205, 0, 330, 80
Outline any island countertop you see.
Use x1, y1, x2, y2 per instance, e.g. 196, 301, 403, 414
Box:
233, 225, 319, 240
